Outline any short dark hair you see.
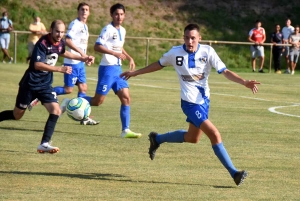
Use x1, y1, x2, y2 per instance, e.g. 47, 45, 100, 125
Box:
255, 20, 261, 23
184, 24, 200, 33
50, 20, 65, 29
110, 3, 125, 14
77, 2, 89, 11
2, 11, 7, 16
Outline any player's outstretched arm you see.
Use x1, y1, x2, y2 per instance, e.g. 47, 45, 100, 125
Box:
34, 62, 72, 74
62, 51, 94, 66
222, 69, 260, 94
120, 61, 163, 80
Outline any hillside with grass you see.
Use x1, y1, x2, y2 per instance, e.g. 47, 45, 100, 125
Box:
2, 0, 300, 69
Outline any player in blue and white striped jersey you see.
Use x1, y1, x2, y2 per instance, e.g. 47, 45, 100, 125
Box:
82, 3, 141, 137
121, 24, 260, 186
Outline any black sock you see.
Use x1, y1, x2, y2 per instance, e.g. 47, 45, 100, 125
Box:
0, 110, 15, 122
41, 114, 59, 144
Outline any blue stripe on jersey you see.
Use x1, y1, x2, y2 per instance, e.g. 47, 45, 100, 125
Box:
95, 42, 102, 45
183, 44, 200, 68
196, 86, 208, 98
218, 67, 227, 74
118, 29, 122, 41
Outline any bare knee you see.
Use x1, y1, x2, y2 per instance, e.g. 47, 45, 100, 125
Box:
13, 110, 25, 120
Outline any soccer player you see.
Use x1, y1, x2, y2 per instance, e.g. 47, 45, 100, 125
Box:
121, 24, 260, 186
70, 3, 141, 137
54, 2, 98, 125
0, 20, 94, 153
29, 3, 98, 125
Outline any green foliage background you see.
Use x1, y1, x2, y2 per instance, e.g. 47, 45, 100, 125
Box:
2, 0, 300, 70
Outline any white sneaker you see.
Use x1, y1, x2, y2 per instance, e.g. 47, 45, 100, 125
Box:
80, 117, 100, 125
28, 98, 39, 111
2, 60, 5, 64
291, 71, 295, 75
37, 142, 59, 154
59, 98, 70, 116
8, 57, 13, 64
121, 129, 142, 138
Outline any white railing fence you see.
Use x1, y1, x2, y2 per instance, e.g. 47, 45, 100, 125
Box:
12, 30, 291, 72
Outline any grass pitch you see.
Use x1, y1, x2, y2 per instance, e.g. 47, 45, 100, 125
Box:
0, 64, 300, 200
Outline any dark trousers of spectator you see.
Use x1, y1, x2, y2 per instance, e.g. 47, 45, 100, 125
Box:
272, 47, 282, 72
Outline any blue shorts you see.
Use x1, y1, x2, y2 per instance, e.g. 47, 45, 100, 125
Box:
15, 86, 58, 110
64, 62, 86, 87
181, 99, 210, 128
96, 65, 128, 95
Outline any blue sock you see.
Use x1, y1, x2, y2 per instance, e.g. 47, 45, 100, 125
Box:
156, 130, 186, 144
78, 92, 86, 97
212, 142, 238, 178
120, 105, 130, 130
53, 86, 66, 95
81, 96, 92, 104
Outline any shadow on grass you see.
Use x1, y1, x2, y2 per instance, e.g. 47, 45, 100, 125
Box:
0, 170, 234, 188
0, 126, 103, 137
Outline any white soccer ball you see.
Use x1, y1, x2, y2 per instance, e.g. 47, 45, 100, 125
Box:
66, 97, 91, 121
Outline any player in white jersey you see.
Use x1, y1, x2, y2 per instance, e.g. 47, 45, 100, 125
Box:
121, 24, 260, 186
80, 3, 141, 137
282, 18, 295, 74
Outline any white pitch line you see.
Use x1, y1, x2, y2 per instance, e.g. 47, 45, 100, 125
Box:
87, 77, 300, 118
268, 105, 300, 118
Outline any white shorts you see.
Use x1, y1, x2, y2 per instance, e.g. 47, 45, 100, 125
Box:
250, 45, 264, 58
0, 34, 10, 49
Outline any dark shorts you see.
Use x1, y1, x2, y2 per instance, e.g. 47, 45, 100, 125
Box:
15, 86, 58, 110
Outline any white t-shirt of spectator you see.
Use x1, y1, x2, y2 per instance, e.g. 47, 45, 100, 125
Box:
282, 25, 294, 40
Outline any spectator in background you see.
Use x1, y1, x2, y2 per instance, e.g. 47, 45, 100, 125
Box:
27, 15, 47, 63
270, 24, 284, 74
248, 20, 266, 73
288, 25, 300, 75
282, 18, 294, 74
0, 11, 13, 64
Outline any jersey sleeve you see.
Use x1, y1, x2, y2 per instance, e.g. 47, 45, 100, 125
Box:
66, 21, 76, 39
208, 47, 226, 74
158, 49, 173, 67
95, 27, 109, 45
248, 29, 253, 37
